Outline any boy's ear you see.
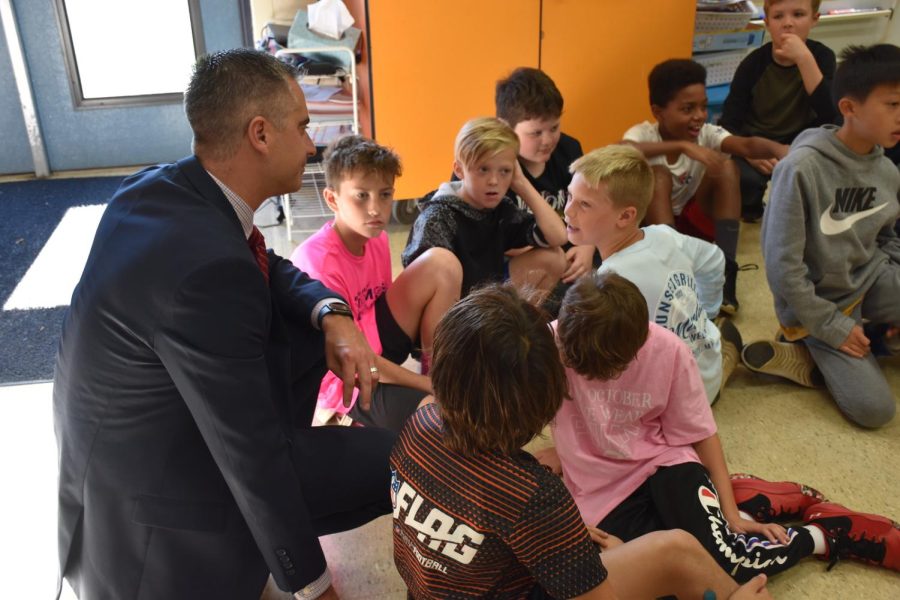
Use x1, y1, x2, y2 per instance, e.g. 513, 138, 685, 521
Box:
619, 205, 639, 227
323, 186, 340, 212
452, 160, 465, 181
649, 104, 663, 121
837, 96, 857, 119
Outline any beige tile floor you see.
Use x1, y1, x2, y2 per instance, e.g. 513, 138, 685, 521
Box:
260, 215, 900, 599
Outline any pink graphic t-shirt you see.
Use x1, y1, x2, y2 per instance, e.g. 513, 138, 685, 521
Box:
551, 323, 717, 526
291, 221, 392, 413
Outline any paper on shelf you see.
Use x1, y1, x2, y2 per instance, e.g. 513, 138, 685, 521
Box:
308, 0, 355, 40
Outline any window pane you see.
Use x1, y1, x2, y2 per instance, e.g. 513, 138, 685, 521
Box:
64, 0, 196, 99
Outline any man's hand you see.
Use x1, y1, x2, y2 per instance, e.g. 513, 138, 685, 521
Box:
747, 157, 778, 176
532, 446, 562, 475
682, 143, 728, 172
839, 324, 870, 359
321, 314, 379, 409
773, 33, 814, 66
562, 245, 596, 283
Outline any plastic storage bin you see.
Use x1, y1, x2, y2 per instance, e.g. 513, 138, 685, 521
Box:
695, 1, 758, 33
693, 24, 765, 53
694, 50, 748, 86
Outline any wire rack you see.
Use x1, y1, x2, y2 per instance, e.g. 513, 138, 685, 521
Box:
282, 161, 332, 241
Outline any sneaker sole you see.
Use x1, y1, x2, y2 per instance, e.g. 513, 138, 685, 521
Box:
741, 340, 824, 388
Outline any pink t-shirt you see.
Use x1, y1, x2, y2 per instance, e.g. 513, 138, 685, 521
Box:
551, 323, 717, 526
290, 221, 392, 413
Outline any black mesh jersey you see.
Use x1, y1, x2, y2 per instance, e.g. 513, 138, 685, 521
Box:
390, 404, 607, 599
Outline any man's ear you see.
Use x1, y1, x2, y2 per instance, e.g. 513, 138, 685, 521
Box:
452, 160, 465, 181
248, 116, 269, 153
323, 186, 339, 212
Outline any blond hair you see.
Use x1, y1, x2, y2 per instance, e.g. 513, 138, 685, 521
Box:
569, 145, 654, 221
454, 117, 519, 169
764, 0, 821, 16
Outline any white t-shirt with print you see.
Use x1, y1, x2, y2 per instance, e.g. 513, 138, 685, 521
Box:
623, 121, 732, 215
598, 225, 724, 403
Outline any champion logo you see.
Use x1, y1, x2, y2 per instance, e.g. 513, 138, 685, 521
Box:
820, 187, 888, 235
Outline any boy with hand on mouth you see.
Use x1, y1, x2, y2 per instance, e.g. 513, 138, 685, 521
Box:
623, 59, 788, 314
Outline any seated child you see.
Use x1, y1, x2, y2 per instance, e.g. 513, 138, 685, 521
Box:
495, 67, 596, 283
292, 136, 460, 430
402, 117, 567, 298
743, 44, 900, 429
535, 272, 900, 582
720, 0, 837, 222
564, 144, 734, 404
623, 59, 789, 313
391, 283, 772, 600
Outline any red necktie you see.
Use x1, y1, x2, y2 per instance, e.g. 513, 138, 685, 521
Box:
247, 226, 269, 284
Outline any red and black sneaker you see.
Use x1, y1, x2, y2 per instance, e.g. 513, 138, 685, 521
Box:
804, 502, 900, 572
731, 473, 826, 523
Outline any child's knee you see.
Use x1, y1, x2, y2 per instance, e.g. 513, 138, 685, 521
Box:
651, 165, 672, 196
416, 247, 463, 286
846, 396, 896, 429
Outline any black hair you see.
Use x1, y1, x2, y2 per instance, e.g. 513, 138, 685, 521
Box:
833, 44, 900, 103
648, 59, 707, 107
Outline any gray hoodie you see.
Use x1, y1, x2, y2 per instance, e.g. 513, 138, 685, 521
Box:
762, 125, 900, 348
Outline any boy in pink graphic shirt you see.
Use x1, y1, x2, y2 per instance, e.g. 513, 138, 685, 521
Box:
292, 136, 461, 430
535, 272, 900, 580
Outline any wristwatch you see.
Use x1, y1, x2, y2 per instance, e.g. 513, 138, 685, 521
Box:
316, 300, 353, 329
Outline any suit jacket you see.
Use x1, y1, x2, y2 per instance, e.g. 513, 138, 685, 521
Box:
54, 156, 335, 599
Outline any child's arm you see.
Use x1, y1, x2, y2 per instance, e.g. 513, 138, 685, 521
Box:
693, 434, 790, 544
764, 160, 857, 349
720, 135, 789, 161
373, 354, 432, 393
675, 232, 725, 317
623, 139, 728, 172
774, 34, 823, 95
510, 162, 567, 247
532, 445, 562, 475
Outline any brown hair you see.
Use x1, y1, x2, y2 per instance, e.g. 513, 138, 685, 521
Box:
185, 48, 297, 161
569, 145, 654, 221
454, 117, 520, 170
323, 134, 402, 189
557, 272, 649, 381
495, 67, 564, 127
764, 0, 821, 16
431, 284, 567, 455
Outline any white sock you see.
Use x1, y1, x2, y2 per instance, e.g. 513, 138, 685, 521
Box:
805, 524, 827, 555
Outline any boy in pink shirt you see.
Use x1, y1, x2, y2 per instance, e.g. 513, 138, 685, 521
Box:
292, 136, 461, 430
537, 271, 900, 580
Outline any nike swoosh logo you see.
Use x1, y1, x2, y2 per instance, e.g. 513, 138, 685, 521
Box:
819, 203, 888, 235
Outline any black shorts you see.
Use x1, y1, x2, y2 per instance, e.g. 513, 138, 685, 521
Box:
375, 293, 415, 365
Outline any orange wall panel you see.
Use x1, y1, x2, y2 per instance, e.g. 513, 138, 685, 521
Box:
541, 0, 696, 152
368, 1, 540, 200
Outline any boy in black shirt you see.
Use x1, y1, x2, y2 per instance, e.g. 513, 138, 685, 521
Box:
720, 0, 837, 221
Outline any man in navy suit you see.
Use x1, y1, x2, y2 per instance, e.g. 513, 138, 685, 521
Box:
54, 49, 394, 600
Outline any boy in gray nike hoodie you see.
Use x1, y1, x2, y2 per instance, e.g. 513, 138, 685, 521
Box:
749, 44, 900, 428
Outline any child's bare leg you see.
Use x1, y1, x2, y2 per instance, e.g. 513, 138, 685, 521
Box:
508, 246, 566, 295
696, 159, 742, 311
643, 165, 676, 226
386, 248, 462, 355
601, 529, 771, 599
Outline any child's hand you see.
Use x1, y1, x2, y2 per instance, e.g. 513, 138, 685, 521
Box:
729, 574, 772, 600
727, 516, 791, 545
682, 143, 728, 172
532, 446, 562, 475
510, 160, 532, 197
839, 325, 871, 358
585, 526, 623, 550
562, 245, 596, 283
747, 157, 778, 176
773, 33, 813, 66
